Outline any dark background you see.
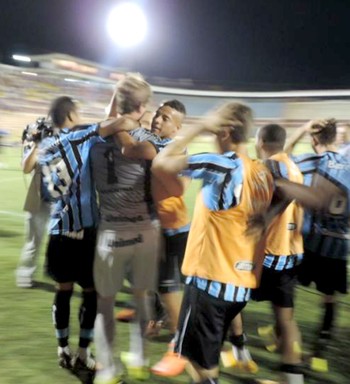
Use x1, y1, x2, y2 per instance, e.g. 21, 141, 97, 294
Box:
1, 0, 349, 90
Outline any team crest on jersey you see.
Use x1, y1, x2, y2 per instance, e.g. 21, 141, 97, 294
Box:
235, 261, 255, 271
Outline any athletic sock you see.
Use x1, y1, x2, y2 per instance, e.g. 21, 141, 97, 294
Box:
229, 333, 253, 361
229, 333, 247, 348
79, 290, 97, 348
281, 363, 304, 384
53, 289, 73, 347
321, 302, 334, 335
200, 379, 219, 384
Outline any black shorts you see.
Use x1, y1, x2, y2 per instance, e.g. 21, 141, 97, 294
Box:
251, 266, 298, 308
174, 284, 246, 369
158, 231, 188, 294
46, 228, 97, 288
298, 249, 348, 295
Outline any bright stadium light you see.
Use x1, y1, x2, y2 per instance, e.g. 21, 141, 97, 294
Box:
107, 2, 147, 47
12, 54, 31, 62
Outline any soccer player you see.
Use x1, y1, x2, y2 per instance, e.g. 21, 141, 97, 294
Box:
149, 100, 190, 336
39, 75, 149, 380
253, 124, 304, 384
113, 100, 189, 337
281, 119, 350, 357
91, 78, 158, 384
117, 100, 189, 331
151, 102, 274, 384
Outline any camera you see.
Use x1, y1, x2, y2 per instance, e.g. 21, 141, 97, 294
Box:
22, 117, 54, 143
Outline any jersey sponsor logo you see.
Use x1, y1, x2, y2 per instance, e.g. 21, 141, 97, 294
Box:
104, 215, 145, 223
99, 186, 134, 194
287, 223, 297, 230
327, 160, 350, 170
108, 234, 144, 248
234, 261, 255, 271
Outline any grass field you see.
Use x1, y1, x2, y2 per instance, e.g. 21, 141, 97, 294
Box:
0, 142, 349, 384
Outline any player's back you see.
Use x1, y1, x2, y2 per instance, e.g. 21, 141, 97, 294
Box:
90, 137, 155, 230
265, 153, 304, 258
182, 153, 274, 287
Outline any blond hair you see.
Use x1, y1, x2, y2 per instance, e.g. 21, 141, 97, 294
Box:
115, 73, 152, 114
217, 102, 253, 143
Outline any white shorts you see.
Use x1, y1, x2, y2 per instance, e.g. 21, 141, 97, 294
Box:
94, 223, 161, 297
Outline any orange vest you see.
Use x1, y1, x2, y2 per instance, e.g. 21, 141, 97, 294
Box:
265, 153, 304, 256
182, 154, 274, 288
156, 196, 190, 230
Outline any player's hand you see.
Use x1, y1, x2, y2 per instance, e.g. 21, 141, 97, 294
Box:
115, 116, 139, 132
200, 112, 237, 134
106, 89, 118, 118
305, 119, 329, 134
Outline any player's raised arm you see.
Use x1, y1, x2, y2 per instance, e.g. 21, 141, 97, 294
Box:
275, 173, 341, 211
284, 121, 310, 154
152, 111, 235, 176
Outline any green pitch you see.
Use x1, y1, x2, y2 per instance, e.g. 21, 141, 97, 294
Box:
0, 142, 349, 384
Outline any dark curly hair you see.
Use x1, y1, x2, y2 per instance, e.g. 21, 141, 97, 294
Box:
310, 119, 337, 145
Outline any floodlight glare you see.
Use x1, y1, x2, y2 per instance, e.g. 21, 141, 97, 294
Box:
12, 54, 31, 62
107, 2, 147, 47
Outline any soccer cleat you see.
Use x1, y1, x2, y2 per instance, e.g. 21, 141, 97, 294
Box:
57, 346, 72, 369
220, 346, 259, 374
72, 350, 96, 383
58, 346, 73, 369
310, 356, 328, 372
258, 325, 278, 352
144, 319, 164, 338
115, 308, 136, 323
151, 351, 187, 377
313, 331, 331, 357
120, 352, 150, 381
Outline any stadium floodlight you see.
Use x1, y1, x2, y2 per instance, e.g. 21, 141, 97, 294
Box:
12, 54, 31, 62
107, 2, 147, 47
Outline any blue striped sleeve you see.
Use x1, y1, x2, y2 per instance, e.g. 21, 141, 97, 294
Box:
181, 153, 243, 211
316, 153, 350, 193
292, 153, 320, 174
182, 153, 239, 182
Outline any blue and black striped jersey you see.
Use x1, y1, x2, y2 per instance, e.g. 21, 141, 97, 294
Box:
181, 151, 243, 211
293, 151, 350, 260
39, 124, 104, 234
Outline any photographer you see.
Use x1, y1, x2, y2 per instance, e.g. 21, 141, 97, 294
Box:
16, 99, 72, 288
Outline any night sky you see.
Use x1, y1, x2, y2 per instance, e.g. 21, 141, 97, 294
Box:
1, 0, 350, 91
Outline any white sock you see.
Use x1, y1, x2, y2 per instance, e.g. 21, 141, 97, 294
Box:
77, 347, 88, 360
283, 372, 304, 384
58, 346, 71, 356
129, 322, 146, 366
